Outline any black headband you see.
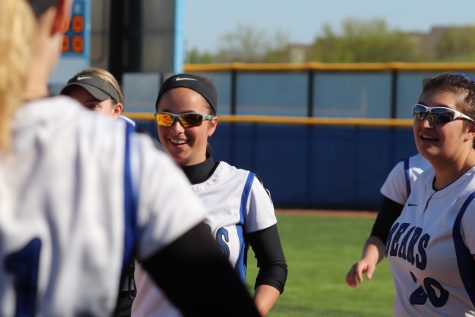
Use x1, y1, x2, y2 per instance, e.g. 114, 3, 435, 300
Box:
156, 74, 218, 114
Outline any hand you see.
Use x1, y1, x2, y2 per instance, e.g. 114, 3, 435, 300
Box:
345, 257, 377, 288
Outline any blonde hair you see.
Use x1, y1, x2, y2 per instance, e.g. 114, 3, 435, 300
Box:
73, 68, 124, 104
0, 0, 35, 153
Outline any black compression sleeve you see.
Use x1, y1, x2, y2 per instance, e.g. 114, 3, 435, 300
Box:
142, 221, 261, 317
247, 224, 288, 293
370, 197, 404, 245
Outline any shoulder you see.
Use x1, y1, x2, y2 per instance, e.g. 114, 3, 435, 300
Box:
410, 154, 431, 171
18, 96, 84, 121
384, 159, 406, 182
213, 162, 269, 194
119, 115, 136, 128
409, 168, 434, 197
213, 161, 250, 180
16, 96, 121, 138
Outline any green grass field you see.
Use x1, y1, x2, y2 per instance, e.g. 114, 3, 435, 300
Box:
245, 212, 395, 317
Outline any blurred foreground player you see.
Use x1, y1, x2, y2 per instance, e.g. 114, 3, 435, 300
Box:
0, 0, 261, 316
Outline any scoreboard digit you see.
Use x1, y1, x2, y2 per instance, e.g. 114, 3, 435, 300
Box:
62, 0, 89, 57
50, 0, 90, 90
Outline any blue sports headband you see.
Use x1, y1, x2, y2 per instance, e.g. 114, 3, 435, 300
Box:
455, 72, 475, 83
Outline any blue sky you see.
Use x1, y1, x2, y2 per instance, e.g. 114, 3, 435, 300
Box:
184, 0, 475, 52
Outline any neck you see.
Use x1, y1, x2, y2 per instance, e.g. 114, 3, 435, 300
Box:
25, 62, 50, 100
25, 8, 60, 101
432, 149, 475, 190
181, 155, 217, 184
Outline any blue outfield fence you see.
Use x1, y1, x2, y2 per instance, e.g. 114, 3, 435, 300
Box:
134, 116, 417, 210
125, 63, 475, 210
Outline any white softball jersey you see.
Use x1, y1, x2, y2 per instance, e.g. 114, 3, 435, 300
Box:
387, 166, 475, 316
380, 153, 431, 204
132, 161, 277, 317
0, 97, 206, 316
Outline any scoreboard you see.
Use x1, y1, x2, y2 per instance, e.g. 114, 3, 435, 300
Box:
62, 0, 88, 56
49, 0, 90, 90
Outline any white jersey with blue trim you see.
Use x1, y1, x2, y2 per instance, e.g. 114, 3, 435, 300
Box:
132, 161, 277, 317
119, 115, 136, 128
380, 154, 431, 205
0, 96, 206, 316
386, 166, 475, 316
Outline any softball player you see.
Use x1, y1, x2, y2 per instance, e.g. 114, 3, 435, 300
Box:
61, 68, 138, 316
0, 1, 261, 316
346, 153, 431, 287
387, 73, 475, 316
61, 67, 136, 128
132, 73, 288, 317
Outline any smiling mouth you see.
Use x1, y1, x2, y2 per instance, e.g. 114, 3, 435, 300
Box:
420, 134, 438, 142
169, 138, 188, 145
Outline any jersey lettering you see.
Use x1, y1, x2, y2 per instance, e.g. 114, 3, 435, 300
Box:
406, 227, 423, 265
387, 222, 430, 270
389, 222, 410, 256
398, 226, 415, 260
5, 238, 42, 317
416, 233, 429, 270
216, 227, 230, 258
409, 271, 449, 307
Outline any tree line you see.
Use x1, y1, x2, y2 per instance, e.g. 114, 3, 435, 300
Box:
185, 18, 475, 64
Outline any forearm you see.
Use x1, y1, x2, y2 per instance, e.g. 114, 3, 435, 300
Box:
253, 284, 281, 317
362, 235, 386, 264
346, 235, 386, 287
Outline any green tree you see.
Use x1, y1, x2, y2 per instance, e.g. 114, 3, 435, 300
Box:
185, 48, 214, 64
186, 25, 290, 63
215, 25, 290, 62
309, 18, 428, 62
435, 26, 475, 61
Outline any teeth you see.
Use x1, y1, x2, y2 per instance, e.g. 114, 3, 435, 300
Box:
421, 135, 437, 140
170, 138, 187, 145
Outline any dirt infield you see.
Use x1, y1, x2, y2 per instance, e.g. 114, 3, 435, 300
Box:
276, 209, 377, 219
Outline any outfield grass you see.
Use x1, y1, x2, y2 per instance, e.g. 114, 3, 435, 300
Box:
246, 212, 395, 317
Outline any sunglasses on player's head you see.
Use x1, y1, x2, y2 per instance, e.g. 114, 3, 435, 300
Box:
412, 104, 474, 125
155, 111, 215, 128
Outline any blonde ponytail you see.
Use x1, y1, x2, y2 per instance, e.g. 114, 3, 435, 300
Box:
0, 0, 35, 153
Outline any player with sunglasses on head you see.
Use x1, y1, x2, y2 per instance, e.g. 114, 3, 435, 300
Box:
0, 0, 263, 316
384, 72, 475, 316
132, 73, 288, 317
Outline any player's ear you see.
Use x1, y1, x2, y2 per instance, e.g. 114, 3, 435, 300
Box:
51, 0, 72, 35
113, 102, 123, 117
464, 121, 475, 143
207, 116, 218, 137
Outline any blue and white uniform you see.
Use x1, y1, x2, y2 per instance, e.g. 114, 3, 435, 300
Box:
119, 115, 136, 128
0, 97, 206, 316
132, 161, 277, 317
387, 166, 475, 316
380, 154, 431, 204
369, 153, 432, 244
